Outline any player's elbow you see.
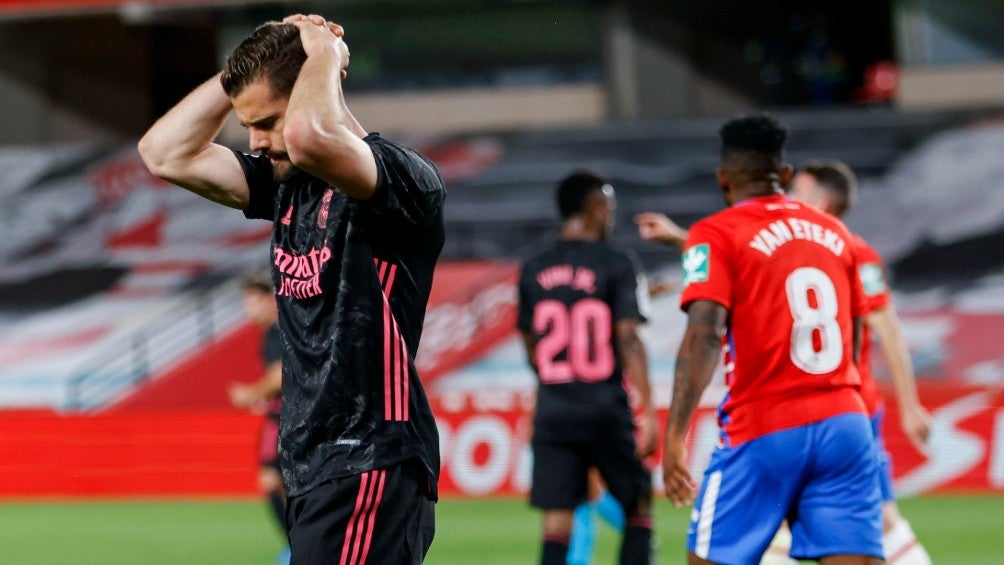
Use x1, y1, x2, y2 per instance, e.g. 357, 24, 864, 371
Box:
282, 112, 318, 168
137, 134, 168, 178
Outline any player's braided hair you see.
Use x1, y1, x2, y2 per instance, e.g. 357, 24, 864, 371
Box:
719, 113, 788, 158
555, 170, 608, 220
221, 22, 306, 98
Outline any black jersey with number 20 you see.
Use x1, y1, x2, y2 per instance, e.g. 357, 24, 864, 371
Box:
237, 133, 444, 499
518, 240, 648, 443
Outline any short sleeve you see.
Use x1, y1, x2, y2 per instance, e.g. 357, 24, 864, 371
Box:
361, 135, 445, 228
679, 220, 733, 312
233, 150, 278, 221
857, 257, 891, 313
610, 250, 648, 323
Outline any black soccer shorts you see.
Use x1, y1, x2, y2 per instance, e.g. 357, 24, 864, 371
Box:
530, 423, 651, 513
285, 459, 435, 564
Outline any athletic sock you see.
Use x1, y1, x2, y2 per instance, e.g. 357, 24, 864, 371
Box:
542, 536, 570, 565
618, 518, 652, 565
268, 491, 286, 532
568, 503, 596, 565
596, 491, 625, 531
883, 519, 932, 565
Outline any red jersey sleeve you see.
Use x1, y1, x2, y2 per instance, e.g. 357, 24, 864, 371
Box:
852, 236, 892, 314
679, 220, 732, 312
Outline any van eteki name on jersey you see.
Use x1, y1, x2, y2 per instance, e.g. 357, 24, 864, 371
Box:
748, 218, 846, 258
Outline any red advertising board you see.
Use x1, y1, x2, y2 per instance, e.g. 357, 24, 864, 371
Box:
433, 384, 1004, 497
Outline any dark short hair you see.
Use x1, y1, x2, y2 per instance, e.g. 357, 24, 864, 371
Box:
801, 160, 858, 216
241, 268, 273, 293
720, 113, 788, 161
555, 170, 608, 220
220, 22, 305, 98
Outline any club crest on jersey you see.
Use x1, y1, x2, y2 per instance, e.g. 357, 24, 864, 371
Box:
682, 244, 710, 286
859, 262, 887, 296
317, 188, 334, 229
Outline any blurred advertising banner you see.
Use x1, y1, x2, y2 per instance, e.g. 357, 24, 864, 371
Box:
432, 384, 1004, 498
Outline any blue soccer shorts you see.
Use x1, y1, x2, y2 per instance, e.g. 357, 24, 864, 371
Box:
870, 409, 896, 502
687, 412, 883, 563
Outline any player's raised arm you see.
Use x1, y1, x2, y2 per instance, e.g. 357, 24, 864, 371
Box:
635, 212, 689, 248
867, 305, 931, 451
137, 73, 251, 209
281, 15, 378, 201
664, 299, 727, 508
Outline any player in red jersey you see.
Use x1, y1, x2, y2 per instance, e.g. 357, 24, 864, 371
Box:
661, 114, 882, 564
790, 161, 932, 565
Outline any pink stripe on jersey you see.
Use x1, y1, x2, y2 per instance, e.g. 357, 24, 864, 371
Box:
383, 296, 393, 420
375, 259, 410, 422
400, 336, 410, 420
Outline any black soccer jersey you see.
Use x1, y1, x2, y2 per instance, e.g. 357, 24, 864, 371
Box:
517, 240, 649, 444
237, 133, 445, 498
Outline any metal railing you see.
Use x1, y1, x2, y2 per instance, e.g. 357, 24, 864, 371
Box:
63, 280, 246, 412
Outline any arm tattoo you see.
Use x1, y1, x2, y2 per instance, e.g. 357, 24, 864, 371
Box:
667, 301, 727, 438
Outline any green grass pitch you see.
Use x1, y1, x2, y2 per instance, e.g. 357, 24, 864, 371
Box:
0, 495, 1001, 563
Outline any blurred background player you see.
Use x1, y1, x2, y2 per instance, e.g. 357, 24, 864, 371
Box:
227, 269, 287, 562
138, 14, 445, 563
518, 170, 657, 565
661, 114, 883, 564
789, 161, 932, 565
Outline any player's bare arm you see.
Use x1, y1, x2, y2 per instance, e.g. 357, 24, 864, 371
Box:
664, 299, 726, 509
867, 306, 931, 451
137, 73, 251, 209
852, 315, 864, 366
519, 330, 539, 375
281, 15, 378, 200
229, 360, 282, 409
616, 320, 658, 457
634, 212, 689, 248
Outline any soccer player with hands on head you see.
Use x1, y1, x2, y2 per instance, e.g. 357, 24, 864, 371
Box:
139, 14, 444, 564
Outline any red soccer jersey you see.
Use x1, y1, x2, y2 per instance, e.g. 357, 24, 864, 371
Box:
850, 233, 893, 416
679, 194, 868, 445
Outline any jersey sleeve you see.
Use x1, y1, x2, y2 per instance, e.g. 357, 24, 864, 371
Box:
234, 151, 278, 221
361, 136, 446, 229
679, 220, 733, 312
611, 250, 649, 323
856, 244, 892, 313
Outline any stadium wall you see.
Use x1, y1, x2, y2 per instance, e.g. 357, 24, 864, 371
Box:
0, 384, 1000, 498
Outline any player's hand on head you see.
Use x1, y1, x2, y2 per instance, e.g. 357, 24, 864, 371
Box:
285, 14, 350, 78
